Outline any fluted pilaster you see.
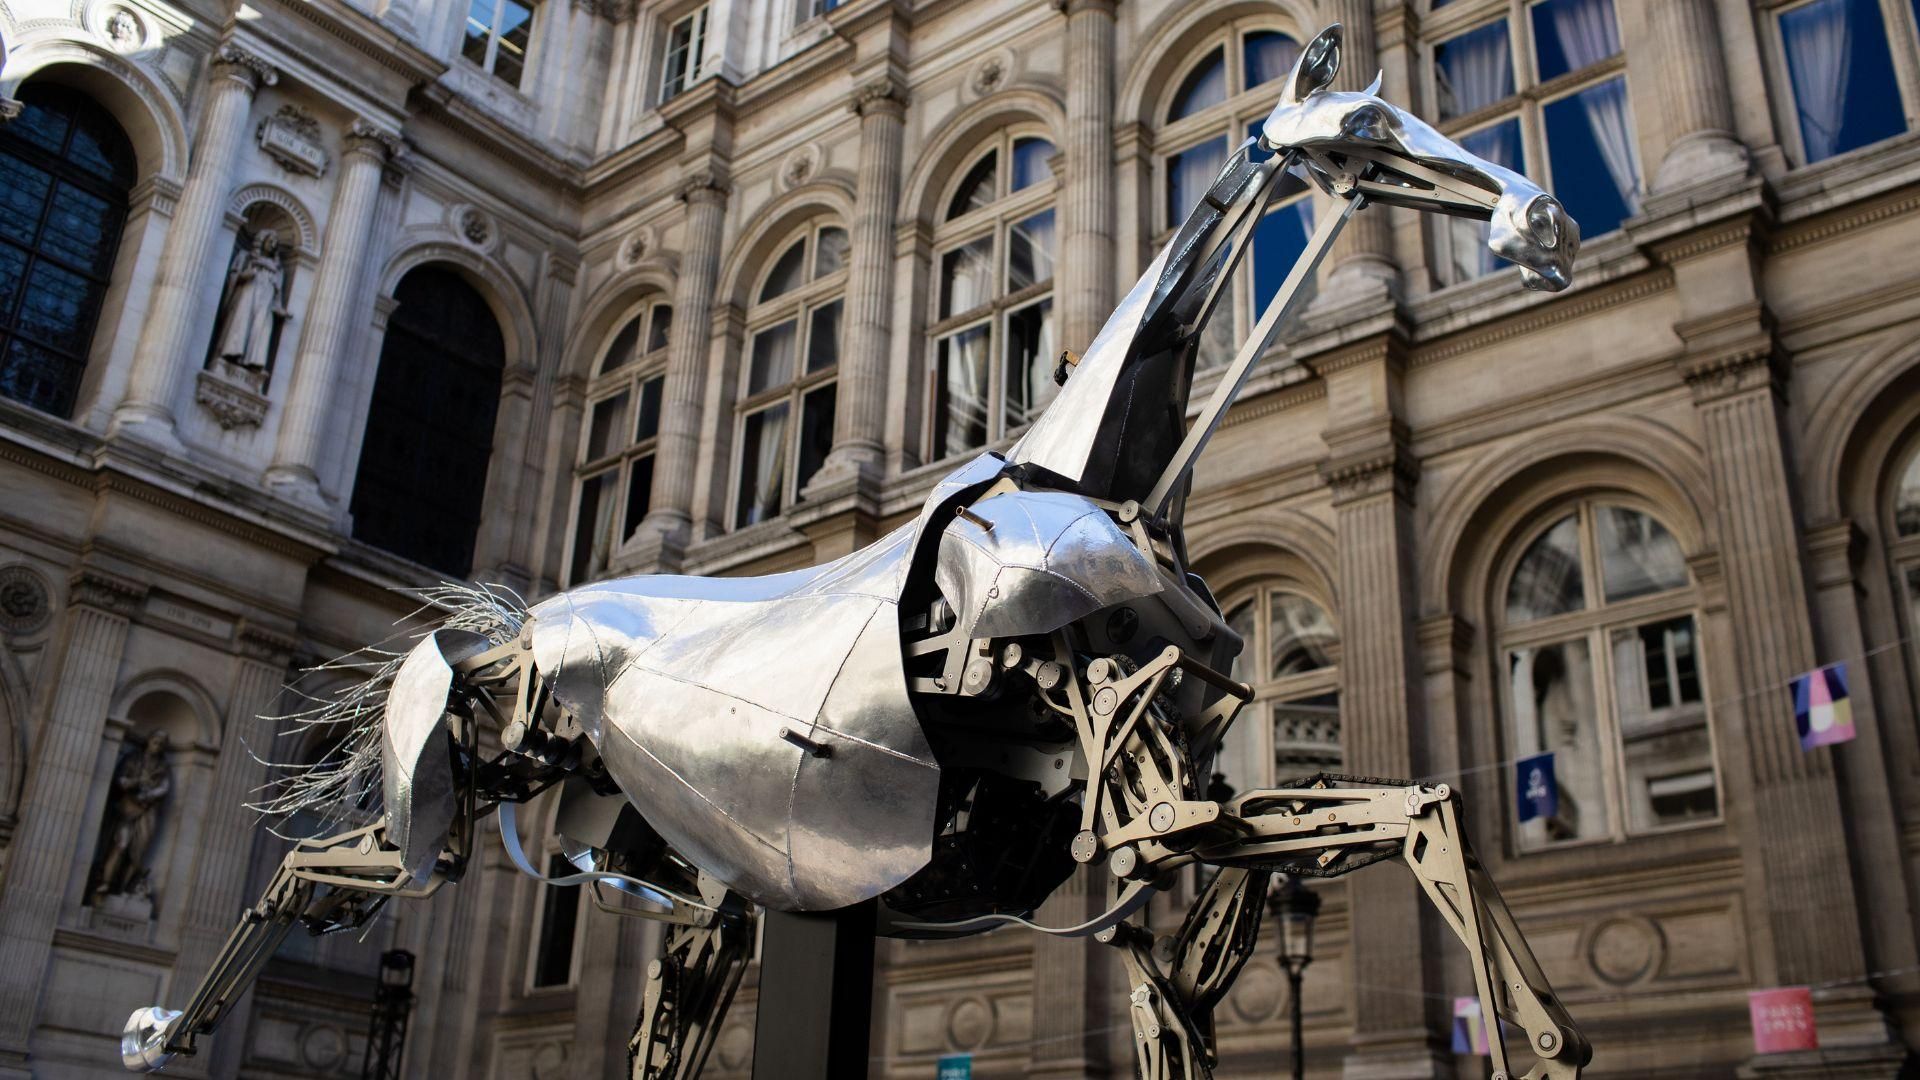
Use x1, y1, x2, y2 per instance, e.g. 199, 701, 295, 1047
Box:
1058, 0, 1116, 352
1646, 0, 1748, 192
1316, 3, 1396, 303
0, 571, 144, 1056
643, 172, 729, 542
813, 79, 907, 485
113, 45, 276, 451
265, 121, 404, 508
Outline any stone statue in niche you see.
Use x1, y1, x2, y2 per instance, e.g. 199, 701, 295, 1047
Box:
210, 227, 288, 390
90, 731, 172, 905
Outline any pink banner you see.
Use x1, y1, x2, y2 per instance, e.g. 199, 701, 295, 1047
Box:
1748, 986, 1817, 1053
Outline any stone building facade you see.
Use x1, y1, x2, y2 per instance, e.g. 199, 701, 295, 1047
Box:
2, 0, 1920, 1075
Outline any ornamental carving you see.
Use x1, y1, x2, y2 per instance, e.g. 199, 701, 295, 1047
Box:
616, 226, 655, 271
458, 206, 493, 247
196, 370, 269, 429
968, 53, 1009, 97
780, 143, 821, 190
213, 43, 279, 90
256, 105, 329, 178
103, 8, 144, 51
850, 77, 908, 117
0, 564, 53, 636
345, 119, 406, 163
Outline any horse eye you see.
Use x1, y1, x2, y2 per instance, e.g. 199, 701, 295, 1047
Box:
1347, 106, 1387, 140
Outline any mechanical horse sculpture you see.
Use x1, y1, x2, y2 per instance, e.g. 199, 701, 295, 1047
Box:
123, 26, 1589, 1080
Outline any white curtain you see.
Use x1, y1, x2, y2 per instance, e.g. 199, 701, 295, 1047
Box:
938, 326, 990, 455
1573, 77, 1643, 215
1547, 0, 1622, 69
1437, 21, 1513, 116
1169, 137, 1229, 221
744, 405, 788, 524
1450, 121, 1520, 280
748, 320, 797, 395
1782, 0, 1854, 161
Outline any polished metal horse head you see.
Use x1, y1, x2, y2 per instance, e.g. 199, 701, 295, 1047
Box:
1015, 23, 1581, 515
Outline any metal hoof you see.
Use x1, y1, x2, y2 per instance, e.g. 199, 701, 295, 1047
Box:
121, 1006, 181, 1072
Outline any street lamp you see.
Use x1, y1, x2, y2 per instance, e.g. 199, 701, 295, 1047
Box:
1269, 874, 1321, 1080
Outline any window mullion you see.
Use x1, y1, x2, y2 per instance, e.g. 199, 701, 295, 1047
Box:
1591, 623, 1630, 844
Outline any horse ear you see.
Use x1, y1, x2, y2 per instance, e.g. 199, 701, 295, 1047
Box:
1363, 69, 1383, 97
1283, 24, 1344, 105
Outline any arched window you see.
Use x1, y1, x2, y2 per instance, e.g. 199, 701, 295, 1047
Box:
1217, 583, 1341, 791
350, 267, 506, 577
569, 299, 672, 583
527, 801, 585, 990
1426, 0, 1641, 281
926, 130, 1059, 462
732, 221, 847, 528
1157, 26, 1314, 370
0, 83, 135, 418
1496, 499, 1719, 851
1884, 436, 1920, 676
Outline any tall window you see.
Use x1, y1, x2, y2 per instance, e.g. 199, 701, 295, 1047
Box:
462, 0, 535, 88
926, 131, 1058, 462
797, 0, 839, 22
529, 851, 584, 989
1773, 0, 1911, 165
570, 300, 671, 583
1428, 0, 1640, 282
733, 223, 846, 528
1884, 436, 1920, 685
0, 83, 134, 418
661, 7, 708, 102
1158, 26, 1315, 369
350, 267, 505, 577
1497, 500, 1720, 851
1218, 584, 1341, 790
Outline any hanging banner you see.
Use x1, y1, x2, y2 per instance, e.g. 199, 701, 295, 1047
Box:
1451, 996, 1490, 1054
1749, 986, 1818, 1053
1792, 662, 1855, 750
1515, 751, 1557, 824
936, 1053, 973, 1080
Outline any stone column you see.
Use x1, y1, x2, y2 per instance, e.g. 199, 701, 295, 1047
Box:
1675, 311, 1896, 1059
1057, 0, 1117, 353
1026, 872, 1113, 1079
1643, 0, 1748, 194
112, 45, 276, 452
1315, 3, 1396, 304
0, 570, 145, 1067
811, 78, 906, 487
638, 171, 728, 556
170, 629, 294, 1079
1317, 339, 1448, 1076
264, 121, 404, 509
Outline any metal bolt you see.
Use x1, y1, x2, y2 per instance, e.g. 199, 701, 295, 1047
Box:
1149, 802, 1176, 832
1070, 830, 1100, 863
1538, 1032, 1557, 1051
1000, 642, 1024, 668
1110, 846, 1139, 878
1094, 687, 1119, 715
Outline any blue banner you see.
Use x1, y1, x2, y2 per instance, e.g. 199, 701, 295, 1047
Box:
936, 1053, 972, 1080
1516, 751, 1557, 824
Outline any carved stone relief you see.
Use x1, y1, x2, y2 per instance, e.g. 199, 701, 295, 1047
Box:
88, 730, 173, 920
256, 105, 330, 178
0, 565, 53, 636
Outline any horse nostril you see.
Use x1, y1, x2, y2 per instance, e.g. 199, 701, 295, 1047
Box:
1527, 197, 1562, 248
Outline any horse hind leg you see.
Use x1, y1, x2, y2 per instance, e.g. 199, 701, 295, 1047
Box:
629, 902, 757, 1080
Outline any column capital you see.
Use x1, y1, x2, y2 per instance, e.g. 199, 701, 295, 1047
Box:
212, 43, 279, 93
345, 118, 407, 164
1051, 0, 1116, 14
849, 77, 908, 119
676, 169, 731, 205
68, 569, 147, 617
234, 621, 300, 663
1673, 302, 1783, 404
1321, 417, 1418, 506
0, 98, 21, 122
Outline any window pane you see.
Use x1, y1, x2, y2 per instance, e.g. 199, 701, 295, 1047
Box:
932, 325, 990, 460
0, 156, 52, 240
1003, 298, 1056, 431
1006, 209, 1056, 291
1506, 513, 1585, 623
813, 227, 849, 277
1507, 637, 1607, 847
41, 183, 118, 275
1544, 77, 1641, 235
0, 244, 25, 319
760, 238, 808, 302
1168, 136, 1229, 223
1274, 691, 1340, 779
1243, 30, 1302, 88
1781, 0, 1907, 163
623, 453, 654, 539
568, 470, 617, 583
806, 299, 842, 373
947, 151, 999, 219
939, 236, 994, 318
1896, 448, 1920, 536
1595, 506, 1687, 602
1531, 0, 1621, 82
1447, 119, 1522, 280
1170, 47, 1227, 120
14, 259, 96, 353
736, 402, 791, 526
600, 316, 641, 374
0, 338, 82, 417
1612, 616, 1716, 833
1269, 591, 1336, 678
796, 383, 835, 494
493, 0, 532, 87
635, 375, 663, 442
646, 304, 673, 352
463, 0, 495, 67
586, 391, 629, 461
748, 319, 798, 394
1011, 138, 1056, 191
532, 853, 582, 988
1252, 187, 1315, 316
1435, 19, 1514, 119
